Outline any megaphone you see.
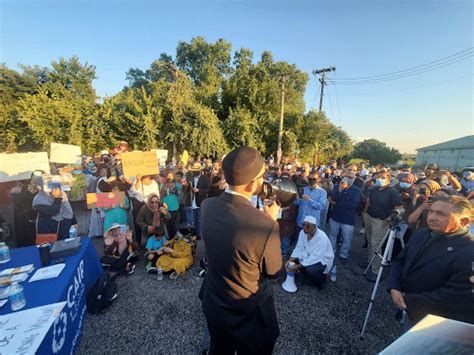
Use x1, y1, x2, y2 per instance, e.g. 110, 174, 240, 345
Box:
281, 271, 297, 293
258, 177, 298, 208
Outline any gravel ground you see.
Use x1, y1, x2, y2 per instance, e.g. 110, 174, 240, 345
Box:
78, 217, 403, 354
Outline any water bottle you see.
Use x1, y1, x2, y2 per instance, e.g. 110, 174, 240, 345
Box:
69, 225, 78, 239
156, 267, 163, 281
0, 242, 10, 264
9, 282, 26, 311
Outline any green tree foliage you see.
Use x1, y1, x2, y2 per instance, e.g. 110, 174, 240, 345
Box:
2, 37, 359, 162
352, 139, 402, 165
297, 110, 353, 165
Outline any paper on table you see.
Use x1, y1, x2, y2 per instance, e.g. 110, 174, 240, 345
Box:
0, 264, 35, 276
29, 263, 66, 282
0, 301, 66, 354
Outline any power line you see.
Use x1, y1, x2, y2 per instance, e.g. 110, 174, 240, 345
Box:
331, 47, 472, 82
325, 72, 473, 96
328, 49, 473, 85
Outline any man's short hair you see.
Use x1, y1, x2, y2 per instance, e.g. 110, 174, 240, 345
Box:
432, 195, 473, 220
175, 171, 184, 178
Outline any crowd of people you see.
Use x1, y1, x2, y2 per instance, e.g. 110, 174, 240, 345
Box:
0, 142, 473, 340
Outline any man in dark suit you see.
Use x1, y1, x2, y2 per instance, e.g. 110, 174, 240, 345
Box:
388, 195, 474, 326
183, 162, 210, 238
200, 146, 282, 355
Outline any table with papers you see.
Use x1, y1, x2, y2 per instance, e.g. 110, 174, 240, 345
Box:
0, 237, 102, 355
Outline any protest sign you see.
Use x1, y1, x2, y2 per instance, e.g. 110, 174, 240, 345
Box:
0, 301, 66, 355
151, 149, 168, 166
181, 150, 189, 166
86, 192, 126, 209
50, 143, 82, 165
0, 152, 51, 183
121, 151, 158, 177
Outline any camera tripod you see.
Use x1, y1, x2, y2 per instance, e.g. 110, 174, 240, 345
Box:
360, 216, 407, 338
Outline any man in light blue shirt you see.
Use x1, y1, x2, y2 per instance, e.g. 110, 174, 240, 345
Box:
295, 172, 327, 234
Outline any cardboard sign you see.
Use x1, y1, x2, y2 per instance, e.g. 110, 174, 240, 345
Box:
0, 301, 66, 355
0, 152, 51, 182
151, 149, 168, 166
86, 192, 126, 209
50, 143, 82, 165
121, 151, 158, 177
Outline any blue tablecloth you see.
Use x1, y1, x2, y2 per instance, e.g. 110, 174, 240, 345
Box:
0, 237, 102, 354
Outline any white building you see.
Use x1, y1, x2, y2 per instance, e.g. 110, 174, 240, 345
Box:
415, 135, 474, 171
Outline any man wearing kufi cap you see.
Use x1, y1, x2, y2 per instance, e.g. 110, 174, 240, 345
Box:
199, 146, 282, 355
284, 215, 334, 290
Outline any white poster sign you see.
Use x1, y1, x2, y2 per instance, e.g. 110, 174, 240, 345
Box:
0, 152, 51, 182
50, 143, 82, 165
152, 149, 168, 166
0, 301, 66, 355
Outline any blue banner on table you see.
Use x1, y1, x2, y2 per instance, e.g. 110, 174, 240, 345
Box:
0, 237, 102, 354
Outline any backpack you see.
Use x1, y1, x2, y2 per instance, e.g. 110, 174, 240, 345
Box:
86, 272, 118, 314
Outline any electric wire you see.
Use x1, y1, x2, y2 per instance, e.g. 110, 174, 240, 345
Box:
329, 48, 473, 84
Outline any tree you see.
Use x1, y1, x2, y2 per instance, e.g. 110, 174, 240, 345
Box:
298, 110, 353, 165
352, 139, 402, 165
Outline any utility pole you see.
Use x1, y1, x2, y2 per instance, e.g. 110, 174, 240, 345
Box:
276, 74, 291, 167
313, 67, 335, 111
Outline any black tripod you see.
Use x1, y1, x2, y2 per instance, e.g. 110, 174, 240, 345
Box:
360, 212, 407, 338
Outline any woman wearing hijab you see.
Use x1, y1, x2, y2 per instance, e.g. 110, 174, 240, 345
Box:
136, 193, 171, 241
32, 176, 76, 240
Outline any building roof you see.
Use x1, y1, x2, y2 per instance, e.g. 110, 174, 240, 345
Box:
416, 135, 474, 152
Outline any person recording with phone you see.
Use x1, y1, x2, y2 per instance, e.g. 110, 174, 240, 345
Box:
32, 176, 76, 240
407, 179, 441, 232
199, 146, 282, 355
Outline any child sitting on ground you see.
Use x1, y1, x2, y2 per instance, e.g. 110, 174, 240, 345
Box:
145, 226, 167, 272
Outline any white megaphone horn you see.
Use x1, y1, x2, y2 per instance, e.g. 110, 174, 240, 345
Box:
281, 271, 297, 293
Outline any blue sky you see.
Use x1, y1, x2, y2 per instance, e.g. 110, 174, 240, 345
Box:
1, 0, 472, 153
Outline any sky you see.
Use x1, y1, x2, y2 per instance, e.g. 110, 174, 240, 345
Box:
1, 0, 472, 154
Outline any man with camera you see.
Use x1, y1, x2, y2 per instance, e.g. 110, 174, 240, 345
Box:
388, 195, 474, 327
362, 170, 402, 282
199, 146, 282, 355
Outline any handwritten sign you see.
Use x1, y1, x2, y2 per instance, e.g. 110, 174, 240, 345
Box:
0, 152, 51, 183
50, 143, 82, 165
121, 151, 158, 177
86, 192, 126, 209
0, 301, 66, 355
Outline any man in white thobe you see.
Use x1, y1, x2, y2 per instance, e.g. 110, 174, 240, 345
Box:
285, 215, 334, 289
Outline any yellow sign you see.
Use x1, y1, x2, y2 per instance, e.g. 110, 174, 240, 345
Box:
121, 151, 159, 177
181, 150, 189, 166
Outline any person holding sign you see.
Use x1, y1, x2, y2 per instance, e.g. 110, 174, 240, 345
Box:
32, 175, 76, 240
102, 182, 130, 236
131, 174, 160, 203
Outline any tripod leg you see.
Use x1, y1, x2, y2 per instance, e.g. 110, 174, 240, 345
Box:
364, 228, 390, 275
360, 230, 397, 338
